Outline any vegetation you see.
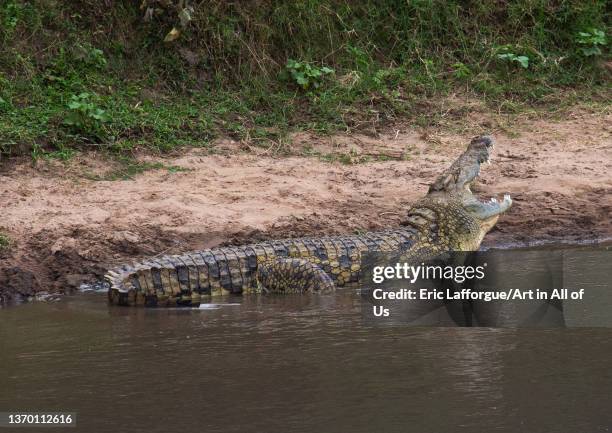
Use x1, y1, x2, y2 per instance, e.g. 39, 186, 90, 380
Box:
0, 233, 11, 251
85, 159, 191, 181
0, 0, 608, 162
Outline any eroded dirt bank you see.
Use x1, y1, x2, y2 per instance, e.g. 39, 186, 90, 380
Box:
1, 110, 611, 302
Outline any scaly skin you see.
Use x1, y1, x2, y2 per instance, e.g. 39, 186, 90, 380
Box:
106, 229, 418, 306
106, 136, 512, 307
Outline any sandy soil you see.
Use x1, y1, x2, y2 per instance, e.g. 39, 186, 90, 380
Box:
1, 109, 611, 301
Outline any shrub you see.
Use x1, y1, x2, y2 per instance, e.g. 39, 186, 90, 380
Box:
495, 46, 530, 69
576, 28, 607, 57
63, 93, 109, 140
285, 59, 334, 91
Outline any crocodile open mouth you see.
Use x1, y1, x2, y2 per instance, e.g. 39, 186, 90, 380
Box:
428, 135, 495, 196
468, 138, 512, 207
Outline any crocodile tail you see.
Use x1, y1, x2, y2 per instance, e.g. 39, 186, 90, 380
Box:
105, 262, 174, 307
105, 254, 222, 307
104, 264, 141, 307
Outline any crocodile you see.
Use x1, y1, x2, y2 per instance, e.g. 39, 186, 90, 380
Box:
106, 135, 512, 307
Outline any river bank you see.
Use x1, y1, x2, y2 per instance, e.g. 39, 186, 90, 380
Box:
1, 108, 610, 303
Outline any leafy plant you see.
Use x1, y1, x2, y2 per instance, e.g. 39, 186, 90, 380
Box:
1, 1, 21, 36
72, 43, 107, 68
285, 59, 334, 91
346, 45, 371, 71
576, 28, 607, 56
372, 66, 406, 87
451, 62, 471, 79
496, 51, 530, 69
63, 93, 109, 139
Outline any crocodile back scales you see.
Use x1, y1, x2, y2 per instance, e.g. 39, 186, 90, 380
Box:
106, 228, 418, 306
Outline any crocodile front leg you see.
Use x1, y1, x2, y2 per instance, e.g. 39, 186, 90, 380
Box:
256, 258, 335, 294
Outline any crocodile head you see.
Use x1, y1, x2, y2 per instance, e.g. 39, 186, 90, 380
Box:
406, 135, 512, 251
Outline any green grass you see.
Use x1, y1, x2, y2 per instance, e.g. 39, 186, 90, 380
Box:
83, 158, 191, 181
0, 0, 608, 161
0, 233, 11, 251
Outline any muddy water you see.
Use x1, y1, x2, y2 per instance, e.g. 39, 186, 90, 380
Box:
1, 246, 612, 433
